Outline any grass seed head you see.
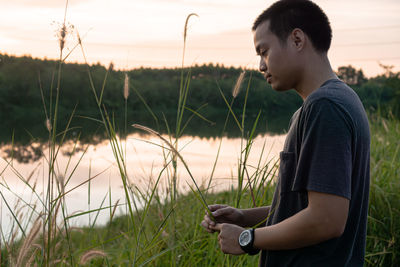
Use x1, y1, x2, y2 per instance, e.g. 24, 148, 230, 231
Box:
79, 250, 107, 265
15, 219, 42, 266
124, 72, 129, 100
132, 124, 159, 136
232, 70, 246, 98
59, 25, 66, 51
183, 13, 198, 43
56, 174, 65, 194
45, 119, 52, 132
55, 22, 74, 52
76, 30, 82, 46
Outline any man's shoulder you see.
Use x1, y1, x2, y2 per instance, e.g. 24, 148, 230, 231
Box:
306, 79, 356, 106
303, 79, 365, 119
300, 78, 370, 141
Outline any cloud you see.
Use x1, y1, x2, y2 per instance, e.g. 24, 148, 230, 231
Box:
147, 0, 264, 9
0, 0, 88, 8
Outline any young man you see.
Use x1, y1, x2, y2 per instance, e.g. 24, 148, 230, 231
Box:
201, 0, 370, 266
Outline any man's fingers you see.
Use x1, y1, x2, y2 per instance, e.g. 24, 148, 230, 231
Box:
210, 223, 223, 232
200, 220, 216, 233
204, 214, 216, 226
213, 207, 230, 217
208, 204, 226, 212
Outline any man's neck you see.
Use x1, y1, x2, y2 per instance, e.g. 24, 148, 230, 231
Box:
295, 54, 337, 101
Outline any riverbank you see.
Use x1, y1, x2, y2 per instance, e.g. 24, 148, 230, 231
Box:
1, 115, 398, 266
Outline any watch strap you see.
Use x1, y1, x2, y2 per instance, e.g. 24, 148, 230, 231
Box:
240, 228, 260, 255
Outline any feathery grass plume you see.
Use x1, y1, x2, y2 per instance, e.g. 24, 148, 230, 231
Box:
232, 70, 246, 98
124, 72, 129, 100
45, 119, 52, 132
15, 219, 42, 266
381, 118, 389, 132
110, 199, 120, 222
26, 247, 40, 267
79, 250, 107, 265
76, 30, 82, 46
56, 23, 74, 53
183, 13, 198, 44
56, 0, 72, 53
56, 174, 65, 195
58, 24, 66, 51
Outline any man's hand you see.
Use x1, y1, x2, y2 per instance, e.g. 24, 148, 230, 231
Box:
201, 204, 244, 233
211, 223, 246, 255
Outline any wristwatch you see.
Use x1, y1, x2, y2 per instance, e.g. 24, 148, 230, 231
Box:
238, 228, 260, 255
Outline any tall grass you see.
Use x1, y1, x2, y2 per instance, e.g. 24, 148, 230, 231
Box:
0, 7, 278, 264
366, 114, 400, 267
0, 1, 399, 266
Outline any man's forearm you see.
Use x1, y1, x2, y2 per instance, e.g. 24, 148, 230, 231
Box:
253, 191, 349, 250
240, 206, 270, 227
253, 206, 344, 250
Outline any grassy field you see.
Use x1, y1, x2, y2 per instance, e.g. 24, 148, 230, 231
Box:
1, 9, 399, 266
1, 114, 399, 266
365, 114, 400, 266
70, 114, 400, 267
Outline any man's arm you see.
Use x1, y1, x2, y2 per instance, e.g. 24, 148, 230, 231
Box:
240, 206, 271, 227
253, 191, 349, 250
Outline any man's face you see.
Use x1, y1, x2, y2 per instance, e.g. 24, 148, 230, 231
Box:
253, 20, 299, 92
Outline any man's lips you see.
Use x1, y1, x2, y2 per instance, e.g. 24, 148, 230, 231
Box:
264, 74, 272, 83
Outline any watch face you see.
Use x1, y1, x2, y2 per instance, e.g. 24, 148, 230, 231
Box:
239, 230, 251, 246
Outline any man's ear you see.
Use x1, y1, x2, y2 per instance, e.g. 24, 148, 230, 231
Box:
290, 28, 305, 51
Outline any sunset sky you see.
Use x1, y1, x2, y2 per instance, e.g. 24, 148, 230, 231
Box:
1, 0, 399, 77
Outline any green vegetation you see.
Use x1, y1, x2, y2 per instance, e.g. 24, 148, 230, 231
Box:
2, 54, 400, 145
0, 8, 399, 266
0, 53, 302, 146
1, 13, 279, 266
1, 115, 398, 266
366, 115, 400, 266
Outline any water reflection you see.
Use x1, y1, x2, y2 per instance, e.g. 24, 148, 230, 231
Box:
0, 132, 285, 236
0, 112, 291, 163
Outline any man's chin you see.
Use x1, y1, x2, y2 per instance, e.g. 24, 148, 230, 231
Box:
269, 82, 279, 91
270, 83, 288, 92
267, 79, 288, 91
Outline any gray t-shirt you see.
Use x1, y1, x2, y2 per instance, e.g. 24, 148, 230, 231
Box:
259, 79, 370, 266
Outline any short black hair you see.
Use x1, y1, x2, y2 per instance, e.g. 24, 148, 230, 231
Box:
252, 0, 332, 52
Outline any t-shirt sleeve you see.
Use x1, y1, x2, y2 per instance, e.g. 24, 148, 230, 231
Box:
292, 98, 353, 200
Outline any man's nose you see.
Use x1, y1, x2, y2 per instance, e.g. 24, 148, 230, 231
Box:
259, 58, 267, 72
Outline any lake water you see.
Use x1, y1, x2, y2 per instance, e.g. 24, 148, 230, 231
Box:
0, 133, 285, 237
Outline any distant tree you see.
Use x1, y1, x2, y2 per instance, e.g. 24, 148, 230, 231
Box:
378, 62, 395, 78
1, 53, 398, 145
384, 71, 400, 116
336, 65, 367, 86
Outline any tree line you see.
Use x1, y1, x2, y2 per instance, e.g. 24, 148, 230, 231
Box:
0, 53, 399, 144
